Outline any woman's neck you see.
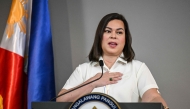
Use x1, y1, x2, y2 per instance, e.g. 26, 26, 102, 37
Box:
103, 55, 119, 69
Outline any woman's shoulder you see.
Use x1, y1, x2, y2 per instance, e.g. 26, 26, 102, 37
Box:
75, 61, 99, 75
77, 61, 98, 68
131, 60, 144, 65
129, 60, 145, 69
77, 62, 90, 68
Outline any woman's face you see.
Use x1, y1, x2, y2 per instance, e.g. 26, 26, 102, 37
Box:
102, 19, 125, 56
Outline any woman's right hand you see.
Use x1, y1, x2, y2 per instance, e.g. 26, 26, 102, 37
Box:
90, 72, 123, 88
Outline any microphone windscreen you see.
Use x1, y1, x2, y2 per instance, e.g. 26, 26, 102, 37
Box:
99, 60, 104, 66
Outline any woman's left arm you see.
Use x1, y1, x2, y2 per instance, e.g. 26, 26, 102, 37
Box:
142, 88, 169, 109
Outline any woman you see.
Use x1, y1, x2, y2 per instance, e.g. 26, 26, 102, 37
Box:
57, 13, 169, 108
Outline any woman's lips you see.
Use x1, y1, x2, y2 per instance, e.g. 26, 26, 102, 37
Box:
108, 42, 117, 48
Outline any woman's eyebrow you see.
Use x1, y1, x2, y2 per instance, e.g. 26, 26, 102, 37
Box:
105, 27, 124, 31
116, 28, 124, 31
105, 27, 112, 30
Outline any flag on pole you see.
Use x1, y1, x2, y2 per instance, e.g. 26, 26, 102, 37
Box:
0, 0, 32, 109
27, 0, 56, 109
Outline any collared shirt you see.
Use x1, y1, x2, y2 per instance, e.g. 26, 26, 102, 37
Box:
63, 57, 158, 102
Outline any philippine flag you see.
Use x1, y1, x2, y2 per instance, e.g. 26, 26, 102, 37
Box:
0, 0, 32, 109
0, 0, 55, 109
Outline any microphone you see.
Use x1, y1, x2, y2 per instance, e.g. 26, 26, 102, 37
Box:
51, 60, 104, 101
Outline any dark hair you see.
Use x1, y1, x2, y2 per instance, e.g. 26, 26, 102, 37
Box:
88, 13, 135, 62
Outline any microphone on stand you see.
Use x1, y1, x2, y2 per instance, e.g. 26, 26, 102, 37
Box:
50, 60, 104, 101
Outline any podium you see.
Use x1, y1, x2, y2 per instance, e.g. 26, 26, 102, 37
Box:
32, 102, 164, 109
32, 93, 164, 109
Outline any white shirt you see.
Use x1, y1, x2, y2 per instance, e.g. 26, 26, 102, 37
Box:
63, 57, 158, 102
